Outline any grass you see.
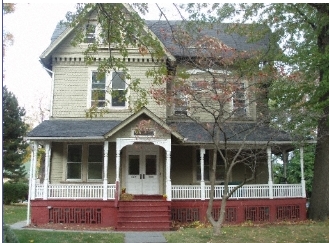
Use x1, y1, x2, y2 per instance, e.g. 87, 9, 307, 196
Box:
13, 231, 124, 243
3, 204, 28, 225
164, 221, 329, 243
4, 205, 329, 243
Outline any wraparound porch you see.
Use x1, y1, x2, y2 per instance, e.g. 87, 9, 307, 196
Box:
33, 183, 304, 200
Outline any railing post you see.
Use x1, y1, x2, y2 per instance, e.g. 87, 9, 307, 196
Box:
200, 148, 205, 200
103, 141, 109, 200
300, 146, 306, 198
267, 146, 273, 199
43, 143, 51, 200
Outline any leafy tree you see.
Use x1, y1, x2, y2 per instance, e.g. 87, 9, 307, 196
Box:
273, 145, 315, 198
3, 86, 29, 182
180, 2, 329, 221
3, 3, 15, 59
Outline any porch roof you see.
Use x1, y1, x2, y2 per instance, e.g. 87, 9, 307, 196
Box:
170, 122, 297, 144
26, 120, 121, 140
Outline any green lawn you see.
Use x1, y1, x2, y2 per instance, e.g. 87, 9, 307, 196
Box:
164, 221, 329, 243
3, 204, 28, 225
4, 205, 329, 243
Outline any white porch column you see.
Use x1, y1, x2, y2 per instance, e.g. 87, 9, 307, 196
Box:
31, 142, 38, 200
166, 150, 172, 201
27, 142, 37, 225
43, 143, 51, 200
103, 141, 109, 200
267, 146, 273, 199
200, 148, 206, 200
282, 150, 288, 182
300, 147, 306, 198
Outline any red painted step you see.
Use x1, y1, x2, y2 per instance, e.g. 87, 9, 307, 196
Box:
116, 195, 171, 231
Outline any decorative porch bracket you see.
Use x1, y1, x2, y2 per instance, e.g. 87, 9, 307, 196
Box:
116, 138, 172, 203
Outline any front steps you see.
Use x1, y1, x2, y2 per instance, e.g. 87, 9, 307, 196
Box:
117, 195, 171, 231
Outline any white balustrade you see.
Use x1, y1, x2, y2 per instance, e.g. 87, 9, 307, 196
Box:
172, 184, 303, 200
34, 184, 116, 200
33, 183, 302, 200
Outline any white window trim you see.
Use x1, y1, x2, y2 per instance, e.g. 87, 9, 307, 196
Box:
87, 144, 103, 182
65, 144, 83, 182
231, 81, 249, 117
87, 68, 130, 110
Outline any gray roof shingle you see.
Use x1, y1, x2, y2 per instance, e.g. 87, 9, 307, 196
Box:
27, 120, 121, 138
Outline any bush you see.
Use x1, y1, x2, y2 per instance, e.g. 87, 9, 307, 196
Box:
3, 224, 20, 243
3, 182, 29, 205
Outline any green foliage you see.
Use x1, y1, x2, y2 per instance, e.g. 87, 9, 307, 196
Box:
62, 3, 166, 113
3, 86, 29, 182
3, 182, 29, 205
3, 224, 20, 243
273, 145, 315, 197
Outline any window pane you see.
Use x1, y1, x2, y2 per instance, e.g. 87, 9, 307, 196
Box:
88, 145, 103, 162
68, 145, 82, 162
67, 163, 81, 179
145, 155, 157, 175
129, 155, 139, 175
112, 90, 126, 107
88, 162, 103, 179
112, 72, 125, 89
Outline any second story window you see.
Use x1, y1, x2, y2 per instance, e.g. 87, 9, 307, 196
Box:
84, 24, 96, 43
91, 71, 106, 108
232, 83, 247, 116
111, 71, 126, 107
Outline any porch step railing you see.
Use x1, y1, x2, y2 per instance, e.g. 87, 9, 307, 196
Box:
35, 184, 116, 199
172, 184, 303, 200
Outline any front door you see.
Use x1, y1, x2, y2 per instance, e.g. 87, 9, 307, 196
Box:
126, 145, 159, 194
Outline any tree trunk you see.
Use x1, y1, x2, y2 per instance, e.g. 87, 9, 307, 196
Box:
308, 105, 329, 220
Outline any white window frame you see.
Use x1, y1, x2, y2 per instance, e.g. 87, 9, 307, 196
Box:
87, 69, 129, 110
231, 81, 249, 117
66, 144, 83, 182
87, 144, 103, 182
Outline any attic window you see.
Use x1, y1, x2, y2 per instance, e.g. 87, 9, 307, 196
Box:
84, 24, 96, 43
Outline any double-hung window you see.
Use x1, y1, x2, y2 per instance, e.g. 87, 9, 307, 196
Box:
67, 145, 82, 180
84, 23, 96, 43
111, 71, 126, 107
232, 82, 247, 116
91, 71, 106, 108
88, 145, 103, 180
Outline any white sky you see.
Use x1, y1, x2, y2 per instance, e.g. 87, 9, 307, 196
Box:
3, 2, 183, 126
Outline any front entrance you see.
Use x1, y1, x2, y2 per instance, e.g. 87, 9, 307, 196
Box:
126, 145, 159, 194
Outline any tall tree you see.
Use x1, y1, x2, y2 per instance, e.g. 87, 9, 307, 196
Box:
183, 2, 329, 221
3, 86, 29, 181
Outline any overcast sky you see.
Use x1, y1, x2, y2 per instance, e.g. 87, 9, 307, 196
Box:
3, 2, 183, 125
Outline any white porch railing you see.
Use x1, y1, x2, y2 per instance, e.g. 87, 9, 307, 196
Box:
34, 183, 303, 200
172, 184, 303, 200
35, 184, 116, 199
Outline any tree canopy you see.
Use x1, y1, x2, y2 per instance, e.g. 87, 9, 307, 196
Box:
3, 86, 29, 182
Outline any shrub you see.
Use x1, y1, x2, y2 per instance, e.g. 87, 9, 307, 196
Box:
3, 224, 20, 243
3, 182, 29, 205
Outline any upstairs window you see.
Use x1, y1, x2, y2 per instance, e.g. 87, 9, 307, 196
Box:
174, 93, 189, 115
111, 71, 126, 107
232, 83, 247, 116
91, 71, 106, 108
84, 24, 96, 43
